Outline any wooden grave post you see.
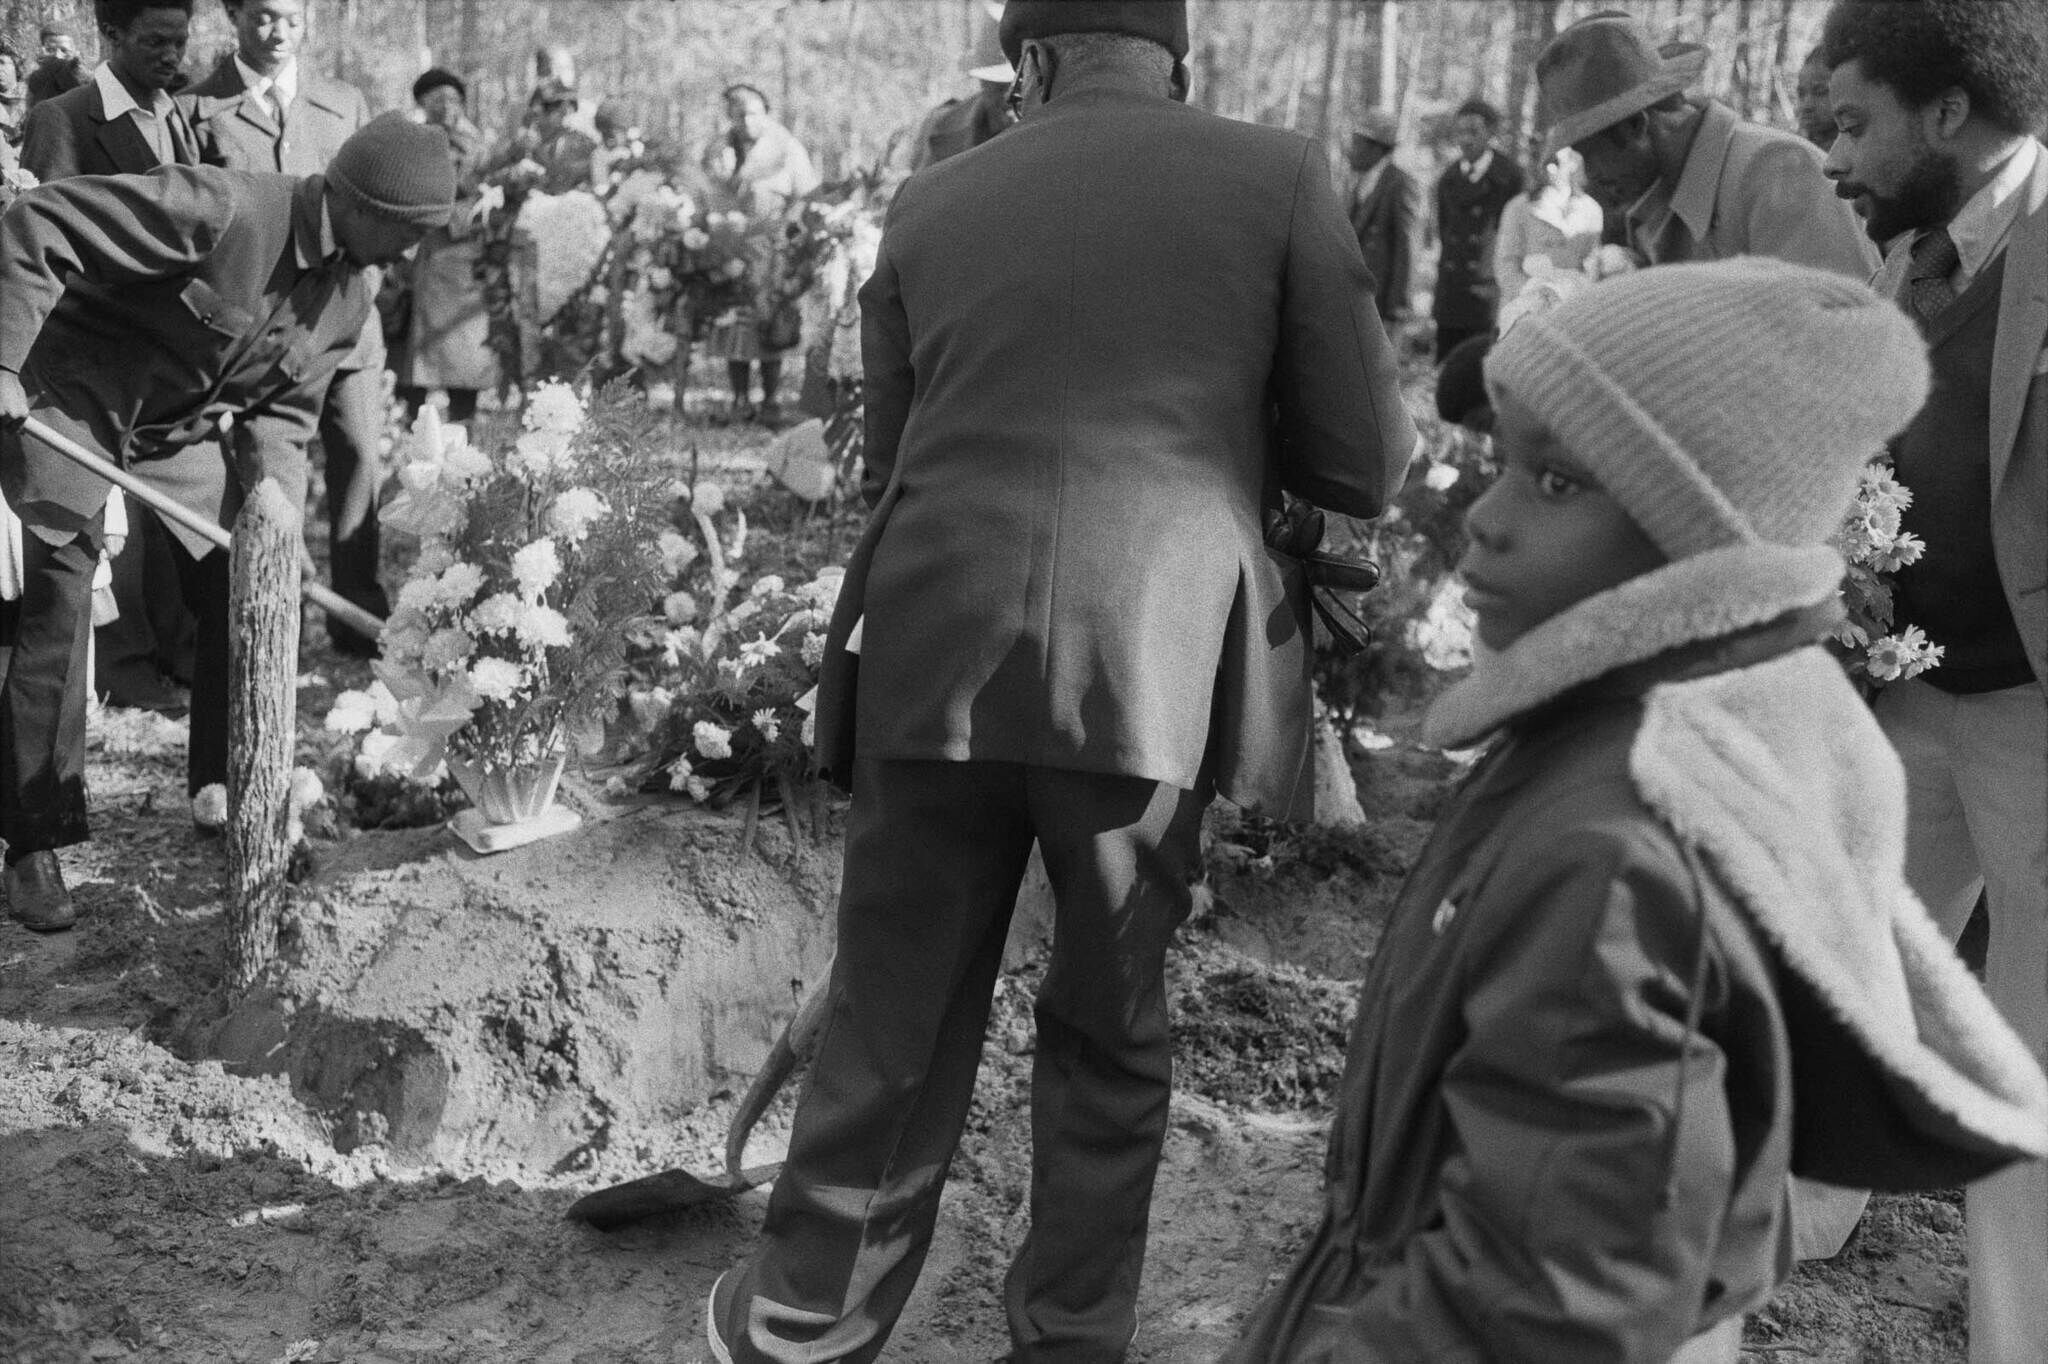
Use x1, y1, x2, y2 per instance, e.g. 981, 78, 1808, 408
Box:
226, 478, 300, 987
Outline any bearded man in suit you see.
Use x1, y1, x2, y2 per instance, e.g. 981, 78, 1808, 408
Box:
180, 0, 388, 657
704, 2, 1414, 1360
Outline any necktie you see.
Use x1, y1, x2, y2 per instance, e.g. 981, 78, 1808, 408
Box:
262, 84, 286, 131
1906, 227, 1960, 324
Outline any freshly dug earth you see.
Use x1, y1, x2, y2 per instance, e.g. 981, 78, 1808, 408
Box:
0, 698, 1969, 1362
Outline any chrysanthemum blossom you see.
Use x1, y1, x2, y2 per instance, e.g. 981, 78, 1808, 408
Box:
469, 656, 529, 703
515, 603, 573, 651
468, 592, 523, 636
325, 688, 379, 734
523, 381, 585, 435
545, 487, 610, 543
693, 720, 734, 760
751, 709, 781, 743
512, 539, 562, 601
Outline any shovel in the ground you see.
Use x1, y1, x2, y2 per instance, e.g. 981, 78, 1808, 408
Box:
567, 959, 833, 1230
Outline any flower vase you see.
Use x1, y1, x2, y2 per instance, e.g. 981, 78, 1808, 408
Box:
446, 749, 583, 854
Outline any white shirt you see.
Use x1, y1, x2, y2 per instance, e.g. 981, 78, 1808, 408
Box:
92, 62, 174, 162
234, 53, 298, 120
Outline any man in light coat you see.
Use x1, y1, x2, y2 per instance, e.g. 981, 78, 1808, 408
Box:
1816, 3, 2048, 1358
1536, 11, 1874, 277
706, 2, 1413, 1359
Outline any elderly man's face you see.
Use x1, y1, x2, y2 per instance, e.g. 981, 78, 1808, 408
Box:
330, 193, 435, 268
1574, 117, 1661, 209
1824, 57, 1960, 243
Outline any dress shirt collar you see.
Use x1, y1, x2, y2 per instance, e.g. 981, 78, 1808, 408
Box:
93, 60, 172, 123
1457, 148, 1493, 182
234, 53, 298, 110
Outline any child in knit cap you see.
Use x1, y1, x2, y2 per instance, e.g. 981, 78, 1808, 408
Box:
1228, 258, 2048, 1364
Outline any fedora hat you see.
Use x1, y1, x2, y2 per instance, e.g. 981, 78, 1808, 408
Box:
1536, 13, 1707, 157
968, 0, 1015, 83
1351, 108, 1401, 151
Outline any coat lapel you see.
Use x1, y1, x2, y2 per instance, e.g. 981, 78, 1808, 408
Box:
88, 87, 164, 173
1988, 146, 2048, 491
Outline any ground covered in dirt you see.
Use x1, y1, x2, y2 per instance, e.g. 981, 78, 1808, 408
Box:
0, 421, 1972, 1363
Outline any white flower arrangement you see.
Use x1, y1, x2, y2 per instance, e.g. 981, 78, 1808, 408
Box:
349, 386, 676, 781
1831, 464, 1942, 685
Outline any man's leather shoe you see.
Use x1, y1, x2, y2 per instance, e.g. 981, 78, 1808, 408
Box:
98, 667, 191, 717
705, 1270, 736, 1364
5, 852, 77, 932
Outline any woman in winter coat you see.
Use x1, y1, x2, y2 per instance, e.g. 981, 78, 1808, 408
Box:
1226, 260, 2048, 1363
394, 68, 499, 422
1492, 145, 1606, 306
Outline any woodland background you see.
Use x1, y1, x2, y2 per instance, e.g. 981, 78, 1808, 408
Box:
5, 0, 1841, 180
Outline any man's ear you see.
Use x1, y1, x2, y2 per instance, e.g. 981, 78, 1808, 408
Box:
1169, 59, 1191, 104
1928, 85, 1971, 140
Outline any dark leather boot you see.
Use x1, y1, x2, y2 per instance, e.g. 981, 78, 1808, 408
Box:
5, 851, 77, 933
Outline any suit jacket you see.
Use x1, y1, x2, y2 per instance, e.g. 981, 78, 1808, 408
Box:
819, 77, 1415, 819
1626, 99, 1874, 277
1348, 162, 1421, 321
1434, 151, 1525, 329
0, 166, 373, 555
178, 58, 366, 176
907, 94, 1006, 172
20, 76, 197, 180
1871, 141, 2048, 690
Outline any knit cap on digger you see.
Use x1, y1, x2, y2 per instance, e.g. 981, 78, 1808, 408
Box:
1485, 257, 1932, 561
326, 111, 458, 228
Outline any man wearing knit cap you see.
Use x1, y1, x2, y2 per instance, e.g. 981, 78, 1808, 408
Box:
1814, 3, 2048, 1355
182, 0, 389, 658
704, 1, 1411, 1360
0, 112, 454, 933
1535, 10, 1872, 275
1231, 257, 2048, 1364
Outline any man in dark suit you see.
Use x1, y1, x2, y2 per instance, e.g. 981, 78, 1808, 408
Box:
180, 0, 386, 656
0, 114, 453, 933
21, 0, 203, 717
1432, 97, 1524, 360
1345, 109, 1421, 330
706, 3, 1413, 1360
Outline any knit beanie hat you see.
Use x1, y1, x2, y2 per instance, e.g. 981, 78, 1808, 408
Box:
1485, 256, 1931, 560
326, 111, 457, 229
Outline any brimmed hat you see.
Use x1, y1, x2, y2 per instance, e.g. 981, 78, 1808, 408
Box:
1000, 0, 1189, 66
968, 0, 1015, 83
411, 66, 465, 105
1351, 109, 1400, 151
1536, 13, 1707, 158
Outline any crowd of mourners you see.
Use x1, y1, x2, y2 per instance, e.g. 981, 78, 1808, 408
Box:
1, 2, 2045, 1362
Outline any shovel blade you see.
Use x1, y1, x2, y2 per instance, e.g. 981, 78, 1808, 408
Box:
566, 1162, 783, 1231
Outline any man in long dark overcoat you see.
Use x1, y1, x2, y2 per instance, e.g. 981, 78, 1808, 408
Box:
1432, 97, 1524, 360
705, 3, 1414, 1361
0, 114, 453, 932
1346, 109, 1422, 328
179, 0, 387, 655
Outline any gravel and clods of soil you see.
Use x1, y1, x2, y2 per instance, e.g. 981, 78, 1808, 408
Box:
0, 465, 1973, 1364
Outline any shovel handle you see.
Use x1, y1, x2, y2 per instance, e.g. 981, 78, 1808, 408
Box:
21, 415, 386, 640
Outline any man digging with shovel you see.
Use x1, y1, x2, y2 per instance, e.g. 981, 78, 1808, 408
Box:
0, 111, 453, 932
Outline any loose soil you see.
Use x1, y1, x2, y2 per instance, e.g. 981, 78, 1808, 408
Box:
0, 433, 1970, 1363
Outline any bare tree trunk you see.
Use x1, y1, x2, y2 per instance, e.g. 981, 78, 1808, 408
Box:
1311, 0, 1346, 145
1378, 0, 1400, 113
459, 0, 481, 72
227, 479, 301, 989
1504, 0, 1560, 160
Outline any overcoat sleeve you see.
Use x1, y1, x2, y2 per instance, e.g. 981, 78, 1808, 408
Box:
0, 168, 240, 374
1736, 139, 1874, 278
1303, 833, 1739, 1363
855, 181, 915, 509
17, 97, 81, 181
1271, 141, 1414, 519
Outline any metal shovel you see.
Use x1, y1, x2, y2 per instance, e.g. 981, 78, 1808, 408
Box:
567, 960, 833, 1230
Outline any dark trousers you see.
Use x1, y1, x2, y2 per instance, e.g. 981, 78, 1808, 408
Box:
95, 500, 198, 695
0, 522, 229, 859
730, 758, 1210, 1364
317, 363, 391, 645
1433, 322, 1490, 364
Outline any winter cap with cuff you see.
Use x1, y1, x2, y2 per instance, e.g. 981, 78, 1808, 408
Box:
326, 111, 458, 229
1484, 256, 1932, 561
